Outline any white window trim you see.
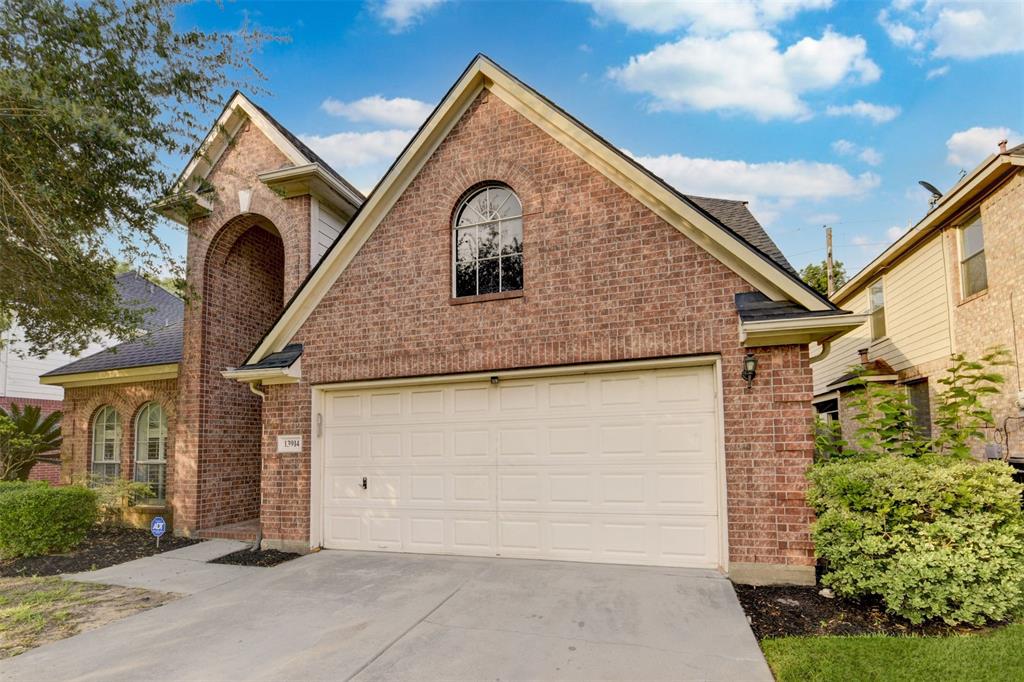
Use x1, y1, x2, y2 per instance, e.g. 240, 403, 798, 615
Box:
133, 402, 168, 501
91, 405, 121, 478
868, 278, 886, 341
451, 185, 524, 298
958, 214, 987, 298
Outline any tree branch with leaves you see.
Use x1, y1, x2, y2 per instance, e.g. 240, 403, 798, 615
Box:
0, 0, 279, 357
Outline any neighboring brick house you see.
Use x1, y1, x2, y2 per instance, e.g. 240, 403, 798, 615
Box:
2, 272, 181, 483
43, 56, 864, 585
812, 142, 1024, 461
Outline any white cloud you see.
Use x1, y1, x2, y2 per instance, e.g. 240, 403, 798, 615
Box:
825, 100, 901, 123
831, 139, 856, 155
631, 151, 880, 203
886, 225, 906, 241
321, 95, 432, 128
945, 126, 1023, 167
832, 138, 884, 165
373, 0, 447, 32
877, 8, 923, 49
925, 65, 950, 79
300, 129, 413, 169
879, 1, 1024, 59
581, 0, 832, 34
858, 147, 883, 166
608, 29, 880, 120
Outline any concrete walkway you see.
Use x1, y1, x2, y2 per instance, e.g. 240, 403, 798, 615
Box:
64, 539, 258, 595
3, 551, 772, 681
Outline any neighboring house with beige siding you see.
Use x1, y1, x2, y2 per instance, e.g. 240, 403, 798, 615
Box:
813, 141, 1024, 460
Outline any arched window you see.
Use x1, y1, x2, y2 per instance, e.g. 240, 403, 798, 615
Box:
91, 405, 121, 480
453, 185, 523, 297
134, 403, 168, 501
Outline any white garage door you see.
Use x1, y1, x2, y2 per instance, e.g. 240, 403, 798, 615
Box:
319, 364, 723, 568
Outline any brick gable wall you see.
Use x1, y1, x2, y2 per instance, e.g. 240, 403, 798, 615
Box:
259, 91, 816, 571
172, 121, 310, 533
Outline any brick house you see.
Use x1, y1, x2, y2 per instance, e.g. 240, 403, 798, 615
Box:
812, 142, 1024, 460
43, 56, 864, 585
2, 272, 181, 484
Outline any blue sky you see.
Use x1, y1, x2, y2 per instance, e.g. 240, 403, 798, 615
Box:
163, 0, 1024, 277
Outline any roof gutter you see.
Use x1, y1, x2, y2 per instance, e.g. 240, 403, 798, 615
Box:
220, 358, 301, 386
40, 363, 180, 388
739, 313, 868, 347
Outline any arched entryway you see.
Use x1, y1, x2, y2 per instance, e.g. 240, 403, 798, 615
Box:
196, 215, 285, 530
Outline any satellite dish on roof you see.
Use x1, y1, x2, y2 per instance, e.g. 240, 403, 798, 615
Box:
918, 180, 942, 199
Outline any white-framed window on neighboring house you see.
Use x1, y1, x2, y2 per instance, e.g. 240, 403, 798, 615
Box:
134, 403, 167, 502
453, 185, 523, 297
960, 213, 987, 298
869, 279, 886, 340
91, 405, 121, 480
906, 380, 931, 438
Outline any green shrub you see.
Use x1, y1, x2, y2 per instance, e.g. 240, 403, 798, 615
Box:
0, 484, 98, 558
0, 480, 48, 497
808, 457, 1024, 625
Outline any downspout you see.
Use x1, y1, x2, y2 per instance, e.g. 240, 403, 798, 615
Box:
248, 380, 265, 552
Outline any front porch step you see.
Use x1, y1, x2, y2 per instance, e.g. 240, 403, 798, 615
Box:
196, 518, 259, 543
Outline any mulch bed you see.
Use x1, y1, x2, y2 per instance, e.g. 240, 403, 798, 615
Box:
209, 548, 300, 567
734, 584, 989, 639
0, 526, 200, 578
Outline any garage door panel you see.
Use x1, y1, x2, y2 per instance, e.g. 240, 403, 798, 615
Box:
495, 465, 717, 515
494, 512, 719, 567
320, 364, 722, 569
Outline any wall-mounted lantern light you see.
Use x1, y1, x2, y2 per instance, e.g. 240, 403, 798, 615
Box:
741, 352, 758, 389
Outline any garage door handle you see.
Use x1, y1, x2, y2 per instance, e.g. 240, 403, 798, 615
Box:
361, 477, 367, 490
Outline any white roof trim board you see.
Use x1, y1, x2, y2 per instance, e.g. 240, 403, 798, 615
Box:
242, 55, 836, 366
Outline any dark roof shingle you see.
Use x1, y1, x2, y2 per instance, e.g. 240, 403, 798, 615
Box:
685, 196, 797, 276
42, 321, 183, 377
115, 271, 184, 332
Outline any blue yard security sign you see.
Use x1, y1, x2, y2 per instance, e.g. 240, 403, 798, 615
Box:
151, 516, 166, 547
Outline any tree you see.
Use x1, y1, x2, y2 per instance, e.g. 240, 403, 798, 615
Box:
800, 260, 848, 297
0, 403, 61, 481
0, 0, 274, 357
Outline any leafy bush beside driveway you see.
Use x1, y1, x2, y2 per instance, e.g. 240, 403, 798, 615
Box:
808, 457, 1024, 625
0, 483, 98, 559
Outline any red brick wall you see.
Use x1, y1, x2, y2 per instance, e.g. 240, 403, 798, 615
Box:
259, 91, 816, 568
58, 379, 177, 499
1, 396, 64, 484
173, 120, 310, 533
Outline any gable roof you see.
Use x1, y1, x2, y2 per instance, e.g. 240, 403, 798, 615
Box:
834, 142, 1024, 304
115, 272, 184, 332
686, 196, 796, 276
241, 55, 836, 367
160, 91, 364, 221
41, 321, 183, 380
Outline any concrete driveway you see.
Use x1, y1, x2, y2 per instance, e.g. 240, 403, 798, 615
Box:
0, 551, 771, 681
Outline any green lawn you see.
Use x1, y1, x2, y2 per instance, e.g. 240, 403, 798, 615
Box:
762, 623, 1024, 682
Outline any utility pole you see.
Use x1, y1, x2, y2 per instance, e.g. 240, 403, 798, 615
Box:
825, 225, 834, 297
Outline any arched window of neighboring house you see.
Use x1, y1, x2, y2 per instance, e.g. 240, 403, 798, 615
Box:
91, 405, 121, 480
452, 184, 523, 297
134, 402, 167, 502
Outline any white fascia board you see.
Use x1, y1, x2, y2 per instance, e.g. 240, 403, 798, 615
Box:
258, 164, 363, 216
169, 93, 310, 198
39, 363, 179, 388
740, 313, 868, 347
221, 357, 301, 385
